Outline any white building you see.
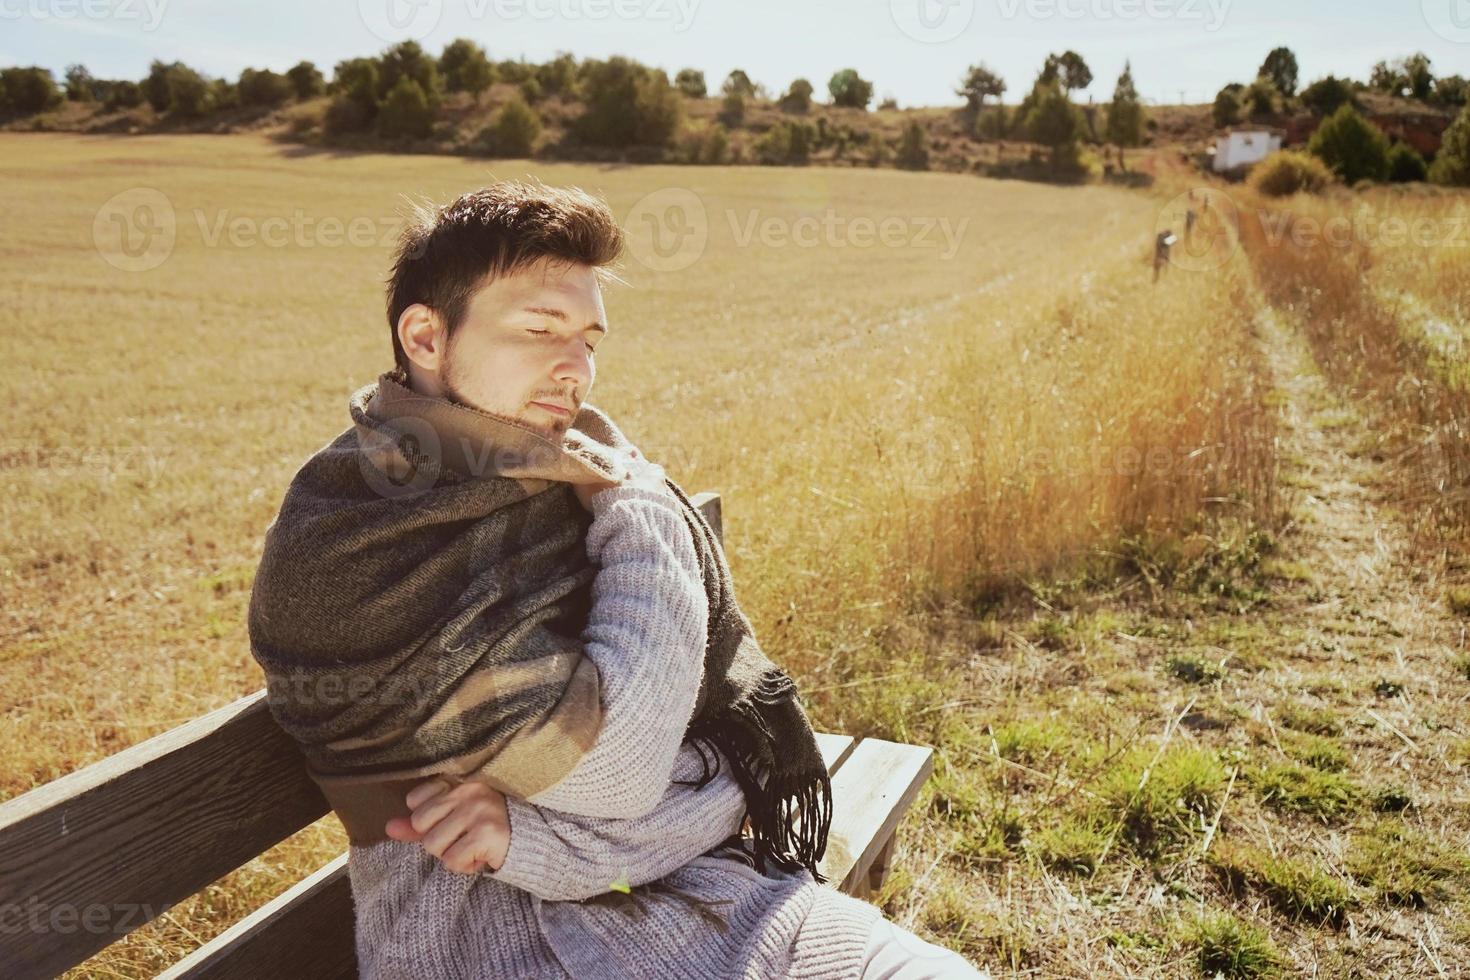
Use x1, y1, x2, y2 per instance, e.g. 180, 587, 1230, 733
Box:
1211, 128, 1285, 172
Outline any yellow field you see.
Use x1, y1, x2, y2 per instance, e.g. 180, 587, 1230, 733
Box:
5, 133, 1467, 977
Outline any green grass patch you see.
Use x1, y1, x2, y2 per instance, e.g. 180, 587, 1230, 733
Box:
1247, 762, 1360, 817
1093, 746, 1226, 857
1275, 701, 1342, 737
1280, 731, 1349, 772
1346, 819, 1470, 907
1186, 911, 1282, 979
1029, 815, 1112, 876
1445, 585, 1470, 617
1208, 839, 1358, 926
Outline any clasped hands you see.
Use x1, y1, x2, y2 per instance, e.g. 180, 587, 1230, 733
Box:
385, 773, 511, 876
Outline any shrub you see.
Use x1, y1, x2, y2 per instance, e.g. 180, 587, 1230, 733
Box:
2, 66, 62, 115
286, 61, 325, 100
1213, 85, 1243, 127
1300, 75, 1358, 116
895, 120, 929, 170
104, 80, 144, 111
1429, 103, 1470, 186
1248, 150, 1335, 197
753, 120, 813, 165
478, 95, 541, 157
574, 58, 681, 147
439, 38, 493, 97
1308, 104, 1390, 183
778, 78, 813, 114
377, 76, 433, 140
1387, 143, 1429, 182
828, 68, 873, 110
238, 68, 293, 108
674, 68, 706, 98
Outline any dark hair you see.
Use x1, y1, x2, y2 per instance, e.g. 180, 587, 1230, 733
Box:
386, 178, 625, 376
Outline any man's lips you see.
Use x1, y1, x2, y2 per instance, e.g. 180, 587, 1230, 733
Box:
532, 401, 573, 418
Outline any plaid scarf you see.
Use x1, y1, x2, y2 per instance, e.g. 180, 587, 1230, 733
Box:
247, 370, 832, 883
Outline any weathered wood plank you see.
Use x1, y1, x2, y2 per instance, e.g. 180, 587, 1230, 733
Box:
159, 854, 355, 980
0, 691, 330, 980
817, 737, 934, 898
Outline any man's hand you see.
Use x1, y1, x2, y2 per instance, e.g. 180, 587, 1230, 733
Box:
384, 774, 511, 875
572, 446, 671, 513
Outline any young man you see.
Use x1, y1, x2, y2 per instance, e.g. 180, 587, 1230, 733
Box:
250, 179, 987, 979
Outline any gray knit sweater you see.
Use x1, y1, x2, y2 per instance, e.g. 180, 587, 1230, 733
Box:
346, 481, 883, 979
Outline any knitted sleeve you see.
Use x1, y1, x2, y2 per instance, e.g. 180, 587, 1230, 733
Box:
482, 739, 748, 901
522, 481, 710, 818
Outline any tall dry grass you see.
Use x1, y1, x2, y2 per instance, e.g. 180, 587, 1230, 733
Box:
1234, 183, 1470, 550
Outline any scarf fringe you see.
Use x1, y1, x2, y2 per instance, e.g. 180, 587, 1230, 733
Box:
678, 667, 833, 885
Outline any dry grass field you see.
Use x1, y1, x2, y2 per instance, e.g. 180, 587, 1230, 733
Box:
2, 133, 1467, 977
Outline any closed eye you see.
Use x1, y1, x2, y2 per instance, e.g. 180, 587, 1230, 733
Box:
530, 327, 596, 355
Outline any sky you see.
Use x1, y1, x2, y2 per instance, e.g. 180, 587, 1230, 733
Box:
2, 0, 1468, 107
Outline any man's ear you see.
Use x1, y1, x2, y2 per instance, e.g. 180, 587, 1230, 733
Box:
397, 304, 447, 373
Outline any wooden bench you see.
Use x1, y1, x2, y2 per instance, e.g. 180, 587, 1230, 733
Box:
0, 492, 934, 979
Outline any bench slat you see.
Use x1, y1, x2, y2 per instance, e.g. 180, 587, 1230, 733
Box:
817, 737, 935, 897
0, 691, 330, 979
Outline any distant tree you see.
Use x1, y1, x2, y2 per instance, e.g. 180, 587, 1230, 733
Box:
1213, 84, 1243, 127
238, 68, 293, 108
1429, 103, 1470, 186
1258, 47, 1299, 98
828, 68, 874, 109
327, 57, 380, 132
1105, 61, 1145, 170
439, 38, 493, 97
1402, 53, 1434, 101
1041, 51, 1092, 94
0, 67, 61, 114
1386, 142, 1428, 182
378, 76, 433, 139
1308, 104, 1390, 183
104, 80, 144, 111
64, 64, 96, 101
210, 78, 237, 111
956, 63, 1006, 118
166, 64, 214, 118
1245, 76, 1277, 117
778, 78, 814, 113
479, 94, 541, 157
536, 53, 577, 97
142, 61, 177, 112
286, 61, 325, 100
574, 58, 681, 147
377, 41, 441, 108
674, 68, 706, 98
1299, 76, 1357, 116
1025, 77, 1083, 174
723, 70, 756, 99
1370, 60, 1409, 98
1434, 74, 1468, 107
895, 119, 929, 170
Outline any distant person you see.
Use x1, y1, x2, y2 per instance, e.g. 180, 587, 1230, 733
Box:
1185, 207, 1198, 243
1154, 229, 1177, 282
247, 179, 990, 980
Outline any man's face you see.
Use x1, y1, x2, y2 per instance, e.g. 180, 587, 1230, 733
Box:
434, 257, 607, 440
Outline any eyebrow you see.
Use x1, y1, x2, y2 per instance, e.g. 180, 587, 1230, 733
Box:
522, 305, 607, 335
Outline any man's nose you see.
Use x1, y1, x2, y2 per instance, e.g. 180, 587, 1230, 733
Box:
554, 338, 592, 388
